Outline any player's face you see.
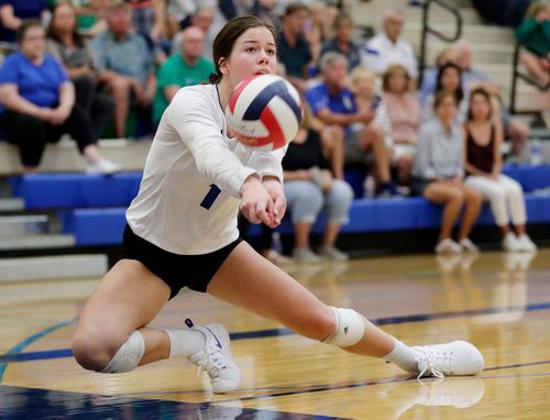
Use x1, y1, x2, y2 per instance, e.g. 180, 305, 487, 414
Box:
222, 27, 278, 87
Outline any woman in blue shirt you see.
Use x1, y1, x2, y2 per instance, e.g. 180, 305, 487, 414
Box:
0, 20, 118, 173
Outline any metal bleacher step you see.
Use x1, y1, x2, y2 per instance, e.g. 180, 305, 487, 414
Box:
0, 233, 75, 250
0, 138, 151, 175
0, 215, 49, 238
0, 254, 107, 282
0, 198, 24, 212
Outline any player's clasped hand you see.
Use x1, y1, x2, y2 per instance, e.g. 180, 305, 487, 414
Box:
239, 176, 283, 228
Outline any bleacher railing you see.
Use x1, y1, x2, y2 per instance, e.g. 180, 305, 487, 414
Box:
419, 0, 462, 84
510, 42, 550, 114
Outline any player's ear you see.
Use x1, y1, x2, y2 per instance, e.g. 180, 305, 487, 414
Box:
219, 57, 229, 75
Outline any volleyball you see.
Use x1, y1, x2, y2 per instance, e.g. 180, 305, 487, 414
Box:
225, 74, 302, 150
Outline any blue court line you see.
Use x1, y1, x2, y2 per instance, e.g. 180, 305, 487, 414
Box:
0, 318, 76, 381
2, 302, 550, 381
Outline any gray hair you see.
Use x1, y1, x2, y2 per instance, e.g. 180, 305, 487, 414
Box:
320, 52, 348, 72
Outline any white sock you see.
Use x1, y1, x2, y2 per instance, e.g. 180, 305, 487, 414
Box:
384, 339, 421, 373
163, 329, 205, 358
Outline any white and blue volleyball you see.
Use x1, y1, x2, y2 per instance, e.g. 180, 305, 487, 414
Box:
225, 74, 302, 150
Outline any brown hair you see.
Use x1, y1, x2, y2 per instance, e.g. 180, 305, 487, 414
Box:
382, 64, 411, 92
47, 1, 85, 48
334, 12, 353, 30
467, 88, 492, 121
16, 20, 44, 44
433, 90, 457, 110
106, 0, 131, 16
212, 15, 277, 83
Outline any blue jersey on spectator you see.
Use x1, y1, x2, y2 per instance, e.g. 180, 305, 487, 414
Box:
305, 81, 357, 117
277, 32, 311, 78
0, 51, 68, 114
0, 0, 48, 42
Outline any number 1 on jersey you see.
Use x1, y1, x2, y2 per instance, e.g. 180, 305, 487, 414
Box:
200, 184, 221, 210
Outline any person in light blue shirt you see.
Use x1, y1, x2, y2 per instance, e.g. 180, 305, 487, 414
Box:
412, 91, 482, 255
90, 2, 155, 137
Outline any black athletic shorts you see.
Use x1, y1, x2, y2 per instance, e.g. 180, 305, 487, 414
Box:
121, 224, 242, 299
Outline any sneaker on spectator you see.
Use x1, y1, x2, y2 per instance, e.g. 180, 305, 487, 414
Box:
517, 234, 537, 252
292, 247, 323, 263
86, 159, 121, 175
435, 239, 462, 255
459, 238, 479, 253
262, 249, 294, 265
319, 245, 349, 261
502, 232, 522, 252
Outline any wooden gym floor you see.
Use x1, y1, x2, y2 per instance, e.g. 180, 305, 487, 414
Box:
1, 249, 550, 419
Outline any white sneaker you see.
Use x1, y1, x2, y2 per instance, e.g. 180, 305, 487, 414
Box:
318, 245, 349, 261
86, 159, 121, 175
292, 247, 323, 263
517, 234, 537, 252
187, 322, 241, 393
459, 238, 479, 253
413, 340, 484, 378
435, 239, 462, 255
502, 232, 522, 252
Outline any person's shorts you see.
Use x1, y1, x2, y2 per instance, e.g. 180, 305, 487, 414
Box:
122, 224, 242, 299
391, 144, 416, 164
344, 129, 368, 164
410, 177, 433, 196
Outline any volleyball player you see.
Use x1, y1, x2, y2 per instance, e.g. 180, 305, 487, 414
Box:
72, 15, 484, 394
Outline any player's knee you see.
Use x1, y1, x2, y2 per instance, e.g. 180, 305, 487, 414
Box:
72, 333, 115, 372
322, 307, 365, 348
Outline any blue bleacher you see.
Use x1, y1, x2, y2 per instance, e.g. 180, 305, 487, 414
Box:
9, 164, 550, 246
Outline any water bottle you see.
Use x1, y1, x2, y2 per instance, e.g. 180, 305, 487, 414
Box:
272, 232, 283, 254
530, 140, 543, 166
363, 175, 376, 198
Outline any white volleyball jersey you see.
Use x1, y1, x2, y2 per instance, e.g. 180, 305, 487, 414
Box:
126, 84, 285, 255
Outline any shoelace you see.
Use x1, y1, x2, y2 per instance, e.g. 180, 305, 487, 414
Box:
416, 350, 454, 380
196, 345, 227, 379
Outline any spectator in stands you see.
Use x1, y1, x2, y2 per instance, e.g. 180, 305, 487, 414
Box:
419, 45, 461, 106
361, 8, 418, 81
250, 0, 279, 26
463, 89, 537, 252
307, 53, 392, 196
0, 0, 49, 44
172, 6, 216, 60
71, 0, 109, 36
456, 40, 530, 158
282, 111, 353, 263
412, 91, 482, 254
381, 64, 421, 187
278, 3, 312, 94
471, 0, 531, 27
0, 20, 119, 173
47, 1, 115, 139
152, 25, 214, 124
126, 0, 166, 44
91, 1, 156, 138
320, 12, 361, 70
304, 1, 337, 63
423, 62, 468, 123
515, 1, 550, 87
